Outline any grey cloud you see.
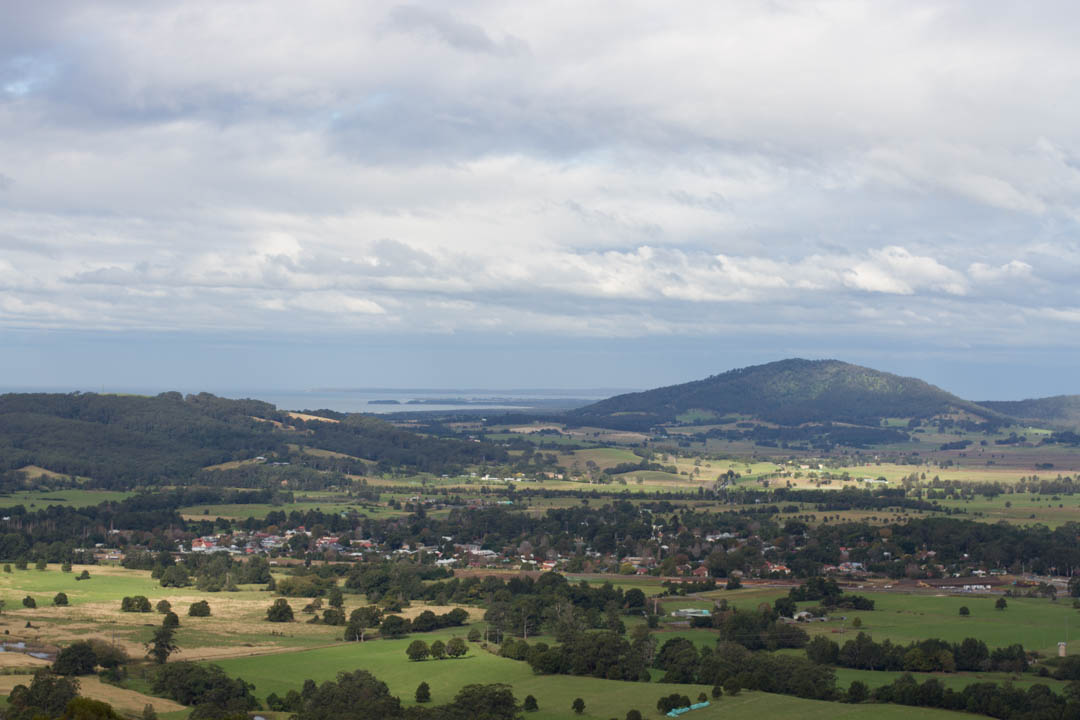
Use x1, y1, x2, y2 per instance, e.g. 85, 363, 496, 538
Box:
0, 234, 56, 258
1, 0, 1080, 366
385, 5, 527, 57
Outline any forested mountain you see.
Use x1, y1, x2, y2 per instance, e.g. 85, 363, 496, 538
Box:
979, 395, 1080, 429
0, 392, 505, 487
568, 359, 1005, 430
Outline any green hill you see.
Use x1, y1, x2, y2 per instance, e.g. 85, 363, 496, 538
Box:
978, 395, 1080, 429
0, 392, 506, 488
568, 358, 1003, 431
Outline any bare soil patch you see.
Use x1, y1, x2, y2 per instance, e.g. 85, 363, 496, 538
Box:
287, 412, 339, 424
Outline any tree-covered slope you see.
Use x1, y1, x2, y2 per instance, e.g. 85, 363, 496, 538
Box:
0, 392, 505, 487
978, 395, 1080, 429
568, 359, 1002, 430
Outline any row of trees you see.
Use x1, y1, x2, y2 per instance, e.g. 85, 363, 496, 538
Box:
807, 632, 1029, 673
405, 637, 468, 661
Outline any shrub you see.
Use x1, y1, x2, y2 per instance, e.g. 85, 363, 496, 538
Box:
523, 694, 538, 712
188, 601, 211, 617
572, 697, 585, 714
159, 566, 191, 588
406, 640, 430, 662
150, 661, 258, 716
959, 606, 970, 616
53, 641, 98, 676
266, 599, 294, 622
121, 596, 151, 613
379, 615, 410, 637
87, 639, 128, 670
22, 595, 35, 609
657, 694, 691, 713
847, 680, 869, 703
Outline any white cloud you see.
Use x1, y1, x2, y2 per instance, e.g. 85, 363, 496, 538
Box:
842, 247, 968, 296
0, 1, 1079, 349
968, 260, 1033, 283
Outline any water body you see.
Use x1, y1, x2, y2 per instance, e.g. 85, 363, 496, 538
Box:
237, 388, 621, 414
0, 386, 628, 415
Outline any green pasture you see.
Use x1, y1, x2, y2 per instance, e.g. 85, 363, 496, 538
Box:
690, 587, 1079, 658
0, 490, 133, 510
0, 565, 161, 608
483, 432, 591, 447
934, 494, 1080, 527
801, 592, 1076, 656
564, 575, 667, 594
563, 447, 642, 471
210, 631, 965, 720
675, 409, 721, 424
833, 667, 1068, 692
180, 501, 378, 520
612, 470, 697, 487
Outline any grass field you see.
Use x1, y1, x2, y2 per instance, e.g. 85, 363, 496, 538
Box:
0, 564, 1070, 719
797, 592, 1076, 656
934, 494, 1080, 527
211, 631, 968, 720
832, 667, 1068, 692
681, 584, 1077, 657
0, 489, 133, 509
0, 564, 163, 609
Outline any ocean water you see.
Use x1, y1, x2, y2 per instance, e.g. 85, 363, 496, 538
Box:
241, 388, 616, 413
0, 386, 624, 414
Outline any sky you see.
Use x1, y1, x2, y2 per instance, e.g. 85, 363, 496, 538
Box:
2, 1, 1080, 400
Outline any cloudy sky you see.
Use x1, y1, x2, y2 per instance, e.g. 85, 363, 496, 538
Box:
2, 1, 1079, 399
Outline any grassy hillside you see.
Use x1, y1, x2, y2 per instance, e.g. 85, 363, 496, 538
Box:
979, 395, 1080, 428
211, 629, 967, 720
569, 359, 1004, 430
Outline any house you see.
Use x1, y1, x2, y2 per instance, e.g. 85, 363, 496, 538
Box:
191, 537, 217, 552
